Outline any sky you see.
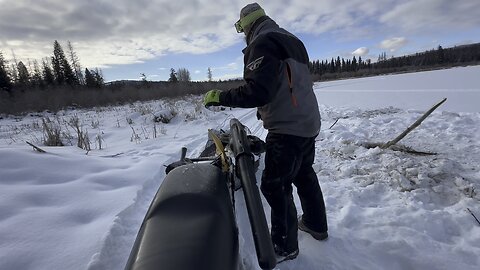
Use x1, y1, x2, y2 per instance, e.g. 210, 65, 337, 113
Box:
0, 0, 479, 82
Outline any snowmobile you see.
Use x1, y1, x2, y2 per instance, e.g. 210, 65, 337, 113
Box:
124, 119, 277, 270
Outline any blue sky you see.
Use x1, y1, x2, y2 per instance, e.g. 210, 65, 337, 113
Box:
1, 0, 479, 82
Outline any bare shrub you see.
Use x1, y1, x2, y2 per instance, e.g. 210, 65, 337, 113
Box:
130, 126, 141, 143
68, 115, 91, 150
95, 133, 104, 150
42, 117, 63, 146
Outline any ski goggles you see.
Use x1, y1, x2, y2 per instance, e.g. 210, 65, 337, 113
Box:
234, 8, 266, 33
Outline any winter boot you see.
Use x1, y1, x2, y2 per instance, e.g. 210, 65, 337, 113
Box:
298, 217, 328, 241
274, 244, 299, 263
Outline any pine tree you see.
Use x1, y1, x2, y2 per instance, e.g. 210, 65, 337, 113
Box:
437, 45, 445, 64
84, 68, 96, 87
52, 40, 65, 84
352, 56, 358, 71
67, 41, 84, 84
335, 57, 341, 73
42, 58, 55, 86
0, 51, 12, 91
168, 68, 178, 82
93, 68, 104, 86
177, 68, 191, 82
9, 63, 18, 84
207, 67, 213, 81
52, 40, 77, 85
31, 60, 44, 87
17, 61, 30, 86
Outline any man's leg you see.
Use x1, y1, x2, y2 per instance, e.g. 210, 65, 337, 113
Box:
293, 137, 328, 233
260, 133, 299, 253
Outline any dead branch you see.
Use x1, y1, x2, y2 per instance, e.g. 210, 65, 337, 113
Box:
363, 142, 437, 155
26, 141, 47, 153
381, 98, 447, 149
329, 118, 340, 129
467, 208, 480, 226
100, 152, 124, 158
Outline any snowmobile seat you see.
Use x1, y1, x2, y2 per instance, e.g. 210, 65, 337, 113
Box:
125, 163, 238, 270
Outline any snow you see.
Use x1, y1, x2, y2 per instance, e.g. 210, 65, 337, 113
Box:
1, 66, 480, 270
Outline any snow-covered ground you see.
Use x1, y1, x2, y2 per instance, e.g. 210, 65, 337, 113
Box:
1, 66, 479, 270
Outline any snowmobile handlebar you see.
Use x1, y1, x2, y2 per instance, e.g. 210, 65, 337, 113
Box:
229, 119, 277, 270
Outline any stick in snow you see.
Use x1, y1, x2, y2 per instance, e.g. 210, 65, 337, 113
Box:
329, 118, 340, 129
381, 98, 447, 149
26, 141, 47, 153
467, 208, 480, 226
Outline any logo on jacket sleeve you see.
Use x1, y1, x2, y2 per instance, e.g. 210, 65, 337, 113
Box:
246, 56, 264, 71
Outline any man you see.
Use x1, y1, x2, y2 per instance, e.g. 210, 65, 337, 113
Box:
204, 3, 328, 261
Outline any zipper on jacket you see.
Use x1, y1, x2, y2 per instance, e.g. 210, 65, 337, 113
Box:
285, 62, 298, 107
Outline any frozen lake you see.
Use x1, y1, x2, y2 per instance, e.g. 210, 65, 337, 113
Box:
314, 66, 480, 113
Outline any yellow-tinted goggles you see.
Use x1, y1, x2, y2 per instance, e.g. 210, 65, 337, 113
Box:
234, 19, 243, 33
234, 8, 266, 34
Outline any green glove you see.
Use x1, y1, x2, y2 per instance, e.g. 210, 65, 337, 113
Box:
204, 89, 222, 107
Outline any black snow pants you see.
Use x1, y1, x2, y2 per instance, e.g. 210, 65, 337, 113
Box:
260, 132, 328, 253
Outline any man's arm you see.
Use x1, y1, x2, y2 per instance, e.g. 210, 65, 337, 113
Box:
220, 36, 281, 108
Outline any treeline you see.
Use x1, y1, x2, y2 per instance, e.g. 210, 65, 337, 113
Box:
0, 40, 104, 93
309, 43, 480, 81
1, 40, 238, 115
0, 77, 243, 115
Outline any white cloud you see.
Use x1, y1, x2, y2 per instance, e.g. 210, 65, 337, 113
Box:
352, 47, 369, 56
1, 0, 478, 68
380, 37, 408, 52
379, 0, 480, 32
0, 0, 241, 67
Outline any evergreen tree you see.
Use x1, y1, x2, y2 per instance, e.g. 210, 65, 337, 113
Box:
335, 57, 341, 73
67, 41, 84, 84
84, 68, 96, 87
207, 67, 213, 82
177, 68, 191, 82
52, 40, 77, 85
0, 51, 12, 91
93, 68, 104, 86
10, 63, 18, 83
52, 40, 65, 84
168, 68, 178, 82
17, 61, 30, 86
63, 57, 77, 86
85, 68, 104, 88
437, 45, 445, 64
42, 58, 55, 86
352, 56, 358, 71
31, 60, 44, 87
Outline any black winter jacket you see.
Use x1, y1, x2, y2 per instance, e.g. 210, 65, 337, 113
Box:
219, 17, 321, 137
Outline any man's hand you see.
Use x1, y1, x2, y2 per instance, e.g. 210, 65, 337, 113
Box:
204, 89, 222, 107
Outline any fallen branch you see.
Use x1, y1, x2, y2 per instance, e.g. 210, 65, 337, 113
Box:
381, 98, 447, 149
363, 142, 437, 155
100, 152, 124, 158
26, 141, 47, 153
329, 118, 340, 129
467, 208, 480, 226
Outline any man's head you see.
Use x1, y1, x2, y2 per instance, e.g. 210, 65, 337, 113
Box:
234, 3, 266, 36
